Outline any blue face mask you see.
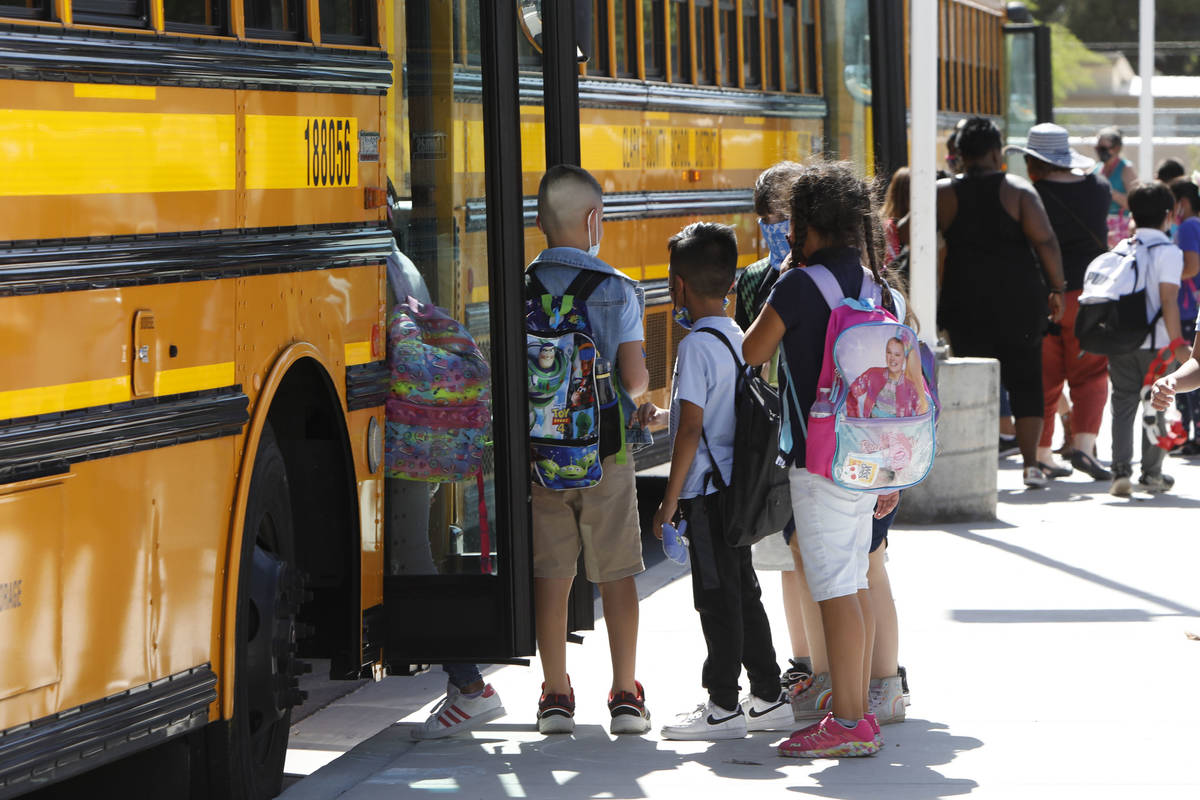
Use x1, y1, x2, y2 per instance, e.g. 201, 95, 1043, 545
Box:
759, 219, 791, 269
672, 297, 729, 329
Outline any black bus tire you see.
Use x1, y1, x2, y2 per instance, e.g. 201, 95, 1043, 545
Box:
197, 424, 306, 800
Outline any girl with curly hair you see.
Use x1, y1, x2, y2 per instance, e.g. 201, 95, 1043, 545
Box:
743, 161, 900, 758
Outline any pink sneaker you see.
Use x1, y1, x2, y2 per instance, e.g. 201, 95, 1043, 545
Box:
778, 712, 880, 758
864, 712, 883, 748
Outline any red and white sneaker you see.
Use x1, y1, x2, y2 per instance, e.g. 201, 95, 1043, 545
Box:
413, 682, 505, 740
608, 680, 651, 734
778, 712, 880, 758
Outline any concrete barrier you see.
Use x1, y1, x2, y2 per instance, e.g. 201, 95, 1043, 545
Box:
897, 356, 999, 524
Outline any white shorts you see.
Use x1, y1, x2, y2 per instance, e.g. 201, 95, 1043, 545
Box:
788, 467, 874, 602
751, 530, 796, 571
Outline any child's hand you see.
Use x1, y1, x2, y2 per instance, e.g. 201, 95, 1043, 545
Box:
652, 498, 678, 540
874, 491, 900, 519
1151, 375, 1178, 411
635, 402, 667, 428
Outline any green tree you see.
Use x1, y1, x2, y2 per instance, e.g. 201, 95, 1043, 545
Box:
1031, 0, 1200, 75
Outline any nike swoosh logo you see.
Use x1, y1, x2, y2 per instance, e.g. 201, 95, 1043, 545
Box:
706, 711, 743, 725
747, 702, 784, 718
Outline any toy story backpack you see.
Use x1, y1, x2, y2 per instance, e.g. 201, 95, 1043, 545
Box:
780, 265, 938, 494
525, 268, 617, 490
385, 296, 491, 483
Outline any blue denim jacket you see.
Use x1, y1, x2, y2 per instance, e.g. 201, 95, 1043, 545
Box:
526, 247, 646, 429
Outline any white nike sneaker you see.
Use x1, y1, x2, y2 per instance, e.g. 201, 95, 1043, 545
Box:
413, 681, 505, 739
660, 701, 747, 741
741, 690, 794, 731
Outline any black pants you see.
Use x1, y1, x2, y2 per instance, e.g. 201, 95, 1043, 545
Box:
682, 492, 780, 710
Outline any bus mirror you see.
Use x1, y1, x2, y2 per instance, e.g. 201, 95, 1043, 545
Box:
516, 0, 591, 63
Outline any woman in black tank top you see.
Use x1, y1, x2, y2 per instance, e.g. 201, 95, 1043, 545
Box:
935, 117, 1066, 489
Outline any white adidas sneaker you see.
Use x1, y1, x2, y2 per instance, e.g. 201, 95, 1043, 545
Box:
413, 681, 505, 739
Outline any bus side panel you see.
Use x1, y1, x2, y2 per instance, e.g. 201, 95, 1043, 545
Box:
0, 80, 237, 240
0, 280, 239, 728
240, 90, 386, 231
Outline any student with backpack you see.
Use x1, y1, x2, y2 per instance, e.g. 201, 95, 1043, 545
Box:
742, 162, 912, 758
634, 222, 791, 741
1089, 183, 1190, 496
735, 161, 825, 702
525, 165, 651, 735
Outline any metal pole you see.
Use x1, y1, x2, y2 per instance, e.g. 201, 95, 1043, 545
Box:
909, 0, 937, 347
1138, 0, 1155, 178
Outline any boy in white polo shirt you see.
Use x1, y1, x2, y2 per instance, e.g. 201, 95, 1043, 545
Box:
636, 222, 791, 740
1108, 182, 1191, 496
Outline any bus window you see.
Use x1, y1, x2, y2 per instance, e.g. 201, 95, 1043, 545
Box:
668, 0, 690, 83
72, 0, 148, 26
244, 0, 302, 39
0, 0, 51, 19
453, 0, 483, 67
588, 0, 611, 76
164, 0, 225, 33
802, 0, 819, 94
718, 0, 736, 87
842, 0, 869, 103
643, 0, 665, 80
694, 0, 715, 85
763, 0, 779, 90
320, 0, 371, 44
782, 0, 799, 92
614, 0, 636, 78
742, 0, 761, 88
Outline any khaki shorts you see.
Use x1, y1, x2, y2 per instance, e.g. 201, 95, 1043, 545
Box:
531, 455, 645, 583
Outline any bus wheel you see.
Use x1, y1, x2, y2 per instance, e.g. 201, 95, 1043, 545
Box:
200, 424, 307, 800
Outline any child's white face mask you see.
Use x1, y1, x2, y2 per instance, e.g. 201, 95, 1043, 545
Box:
587, 208, 602, 258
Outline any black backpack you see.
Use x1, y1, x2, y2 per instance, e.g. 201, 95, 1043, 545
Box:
697, 328, 792, 548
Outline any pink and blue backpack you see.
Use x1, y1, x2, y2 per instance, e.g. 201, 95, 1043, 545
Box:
385, 296, 491, 483
780, 265, 938, 493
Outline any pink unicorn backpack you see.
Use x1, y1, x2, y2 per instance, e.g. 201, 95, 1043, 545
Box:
780, 265, 937, 493
385, 296, 491, 483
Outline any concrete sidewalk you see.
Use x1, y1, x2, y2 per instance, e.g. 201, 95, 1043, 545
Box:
279, 454, 1200, 799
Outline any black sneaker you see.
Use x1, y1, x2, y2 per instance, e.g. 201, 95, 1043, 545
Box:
781, 658, 813, 693
537, 684, 576, 734
1138, 473, 1175, 493
999, 436, 1020, 457
608, 681, 650, 734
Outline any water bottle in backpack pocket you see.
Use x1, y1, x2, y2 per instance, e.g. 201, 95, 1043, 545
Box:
526, 269, 617, 490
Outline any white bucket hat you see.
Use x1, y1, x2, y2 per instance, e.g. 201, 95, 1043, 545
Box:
1004, 123, 1094, 169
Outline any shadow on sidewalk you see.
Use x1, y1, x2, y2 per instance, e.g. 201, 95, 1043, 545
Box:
792, 719, 981, 800
349, 718, 981, 799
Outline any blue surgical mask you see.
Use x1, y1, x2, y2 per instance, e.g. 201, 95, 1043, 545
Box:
673, 297, 729, 329
759, 219, 791, 269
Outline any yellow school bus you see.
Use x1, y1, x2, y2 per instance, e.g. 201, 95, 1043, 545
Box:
0, 0, 393, 794
1, 0, 543, 794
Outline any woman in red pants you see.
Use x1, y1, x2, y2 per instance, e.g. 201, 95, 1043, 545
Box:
1007, 124, 1113, 480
